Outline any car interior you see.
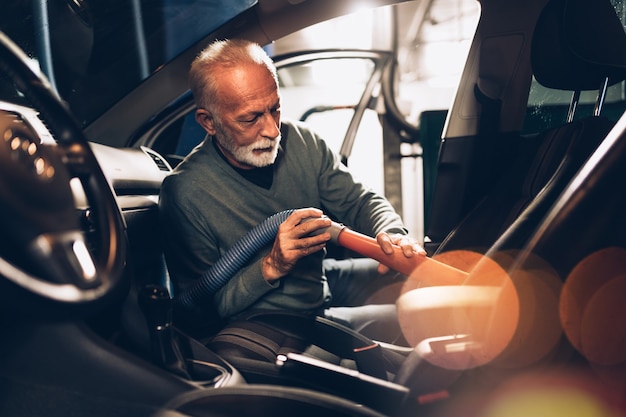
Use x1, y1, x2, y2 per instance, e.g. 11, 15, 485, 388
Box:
1, 0, 626, 416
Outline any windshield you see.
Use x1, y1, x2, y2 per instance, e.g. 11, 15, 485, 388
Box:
0, 0, 256, 127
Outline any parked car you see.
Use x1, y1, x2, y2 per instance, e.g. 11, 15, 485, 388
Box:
1, 0, 625, 416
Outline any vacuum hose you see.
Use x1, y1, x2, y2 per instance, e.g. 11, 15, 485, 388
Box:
176, 210, 468, 310
176, 209, 295, 310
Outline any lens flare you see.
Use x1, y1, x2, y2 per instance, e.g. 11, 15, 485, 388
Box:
476, 371, 623, 417
397, 250, 519, 370
561, 247, 626, 366
488, 250, 563, 369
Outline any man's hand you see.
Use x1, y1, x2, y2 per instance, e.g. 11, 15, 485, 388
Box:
375, 232, 426, 275
262, 208, 332, 282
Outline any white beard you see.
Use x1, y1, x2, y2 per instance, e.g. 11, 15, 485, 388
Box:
215, 134, 281, 168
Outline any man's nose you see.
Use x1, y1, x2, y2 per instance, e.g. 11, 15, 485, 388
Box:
261, 112, 280, 138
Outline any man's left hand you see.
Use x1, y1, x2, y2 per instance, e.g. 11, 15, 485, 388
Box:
375, 232, 426, 275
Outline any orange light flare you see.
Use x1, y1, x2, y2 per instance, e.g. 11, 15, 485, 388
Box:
561, 247, 626, 376
444, 369, 626, 417
396, 250, 520, 370
396, 249, 570, 372
484, 250, 564, 370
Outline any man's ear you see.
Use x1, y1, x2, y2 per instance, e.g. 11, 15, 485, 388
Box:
195, 108, 217, 135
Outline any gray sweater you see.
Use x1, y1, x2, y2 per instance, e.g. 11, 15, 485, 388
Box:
159, 120, 407, 320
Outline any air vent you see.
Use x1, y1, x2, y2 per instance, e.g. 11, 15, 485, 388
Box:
141, 146, 172, 172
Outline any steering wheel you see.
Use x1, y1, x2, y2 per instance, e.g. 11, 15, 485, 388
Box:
0, 31, 126, 311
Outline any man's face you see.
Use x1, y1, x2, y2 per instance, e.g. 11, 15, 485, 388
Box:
198, 63, 282, 169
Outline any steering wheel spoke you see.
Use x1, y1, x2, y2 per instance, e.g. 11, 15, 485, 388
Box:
30, 230, 99, 287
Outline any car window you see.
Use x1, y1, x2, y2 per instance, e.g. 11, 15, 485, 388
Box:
390, 0, 480, 126
277, 57, 385, 194
0, 0, 257, 127
524, 80, 626, 134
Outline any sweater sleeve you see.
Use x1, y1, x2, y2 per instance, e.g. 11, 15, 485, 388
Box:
213, 256, 279, 318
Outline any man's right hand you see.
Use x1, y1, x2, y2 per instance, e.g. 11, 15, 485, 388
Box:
262, 208, 331, 282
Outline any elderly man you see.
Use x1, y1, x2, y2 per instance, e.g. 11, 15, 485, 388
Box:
159, 39, 425, 351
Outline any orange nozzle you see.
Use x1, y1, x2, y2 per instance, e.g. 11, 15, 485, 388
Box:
335, 227, 468, 285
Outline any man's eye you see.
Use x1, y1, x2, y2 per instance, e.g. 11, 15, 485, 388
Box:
242, 115, 259, 123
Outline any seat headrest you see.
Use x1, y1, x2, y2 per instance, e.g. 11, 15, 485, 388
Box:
531, 0, 626, 91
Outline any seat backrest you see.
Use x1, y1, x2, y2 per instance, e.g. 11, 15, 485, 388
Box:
435, 0, 626, 257
437, 116, 614, 255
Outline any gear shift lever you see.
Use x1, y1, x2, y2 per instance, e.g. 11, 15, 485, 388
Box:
138, 284, 191, 379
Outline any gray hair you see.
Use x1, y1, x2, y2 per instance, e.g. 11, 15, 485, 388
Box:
189, 39, 278, 112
